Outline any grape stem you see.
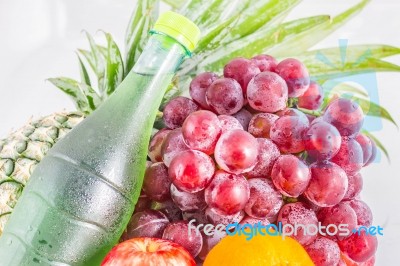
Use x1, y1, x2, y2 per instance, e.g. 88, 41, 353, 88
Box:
297, 107, 323, 117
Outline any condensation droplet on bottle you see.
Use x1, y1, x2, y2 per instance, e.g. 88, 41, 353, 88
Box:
6, 239, 12, 245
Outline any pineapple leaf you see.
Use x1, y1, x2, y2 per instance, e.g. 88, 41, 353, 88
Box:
163, 0, 186, 10
125, 0, 159, 74
77, 54, 91, 86
361, 100, 398, 128
225, 0, 301, 43
179, 0, 215, 22
84, 32, 106, 92
77, 49, 96, 74
199, 15, 330, 72
103, 32, 124, 96
194, 0, 249, 30
272, 0, 371, 56
195, 13, 241, 52
78, 83, 102, 111
48, 78, 91, 113
349, 97, 397, 128
303, 56, 400, 81
299, 45, 400, 65
362, 130, 390, 162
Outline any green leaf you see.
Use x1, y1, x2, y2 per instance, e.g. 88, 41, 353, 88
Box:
364, 101, 398, 127
302, 56, 400, 81
194, 0, 250, 30
77, 49, 95, 75
195, 13, 241, 52
103, 32, 124, 96
225, 0, 301, 42
163, 0, 186, 10
84, 32, 106, 92
78, 83, 102, 111
77, 54, 91, 86
179, 0, 215, 22
199, 15, 330, 73
362, 130, 390, 162
272, 0, 371, 56
48, 78, 90, 113
346, 97, 397, 128
125, 0, 159, 74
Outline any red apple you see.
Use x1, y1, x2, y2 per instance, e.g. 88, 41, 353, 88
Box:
102, 238, 196, 266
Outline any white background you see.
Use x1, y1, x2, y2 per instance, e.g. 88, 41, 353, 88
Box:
0, 0, 399, 264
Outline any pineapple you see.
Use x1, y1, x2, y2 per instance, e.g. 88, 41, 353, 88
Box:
0, 0, 398, 235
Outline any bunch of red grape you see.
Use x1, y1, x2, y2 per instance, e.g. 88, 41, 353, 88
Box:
122, 55, 378, 265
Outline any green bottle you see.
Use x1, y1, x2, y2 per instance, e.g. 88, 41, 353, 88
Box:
0, 11, 200, 266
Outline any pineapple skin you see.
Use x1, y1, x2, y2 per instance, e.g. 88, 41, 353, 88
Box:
0, 112, 85, 235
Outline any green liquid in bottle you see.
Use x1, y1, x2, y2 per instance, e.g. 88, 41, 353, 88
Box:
0, 23, 194, 265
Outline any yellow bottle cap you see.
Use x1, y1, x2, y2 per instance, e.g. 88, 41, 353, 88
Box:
153, 11, 201, 53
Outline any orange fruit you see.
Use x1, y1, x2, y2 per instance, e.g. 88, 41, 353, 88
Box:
203, 232, 314, 266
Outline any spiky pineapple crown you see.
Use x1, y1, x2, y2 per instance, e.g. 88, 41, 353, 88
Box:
49, 0, 398, 158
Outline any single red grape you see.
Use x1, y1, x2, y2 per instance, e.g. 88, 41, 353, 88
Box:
161, 128, 190, 167
270, 114, 309, 153
223, 57, 260, 95
331, 138, 363, 175
205, 170, 250, 215
248, 113, 279, 138
347, 199, 373, 227
277, 202, 318, 245
247, 72, 288, 112
142, 162, 171, 202
148, 129, 171, 162
304, 161, 348, 207
298, 81, 324, 110
343, 173, 363, 200
232, 108, 253, 130
246, 138, 280, 179
182, 110, 221, 154
355, 133, 374, 166
271, 154, 311, 197
338, 231, 378, 263
366, 138, 377, 166
305, 236, 341, 266
162, 221, 203, 257
163, 96, 199, 129
251, 54, 278, 72
214, 129, 258, 174
323, 98, 364, 137
121, 210, 169, 240
244, 178, 283, 222
317, 202, 357, 240
275, 58, 310, 98
218, 115, 243, 133
170, 184, 207, 212
206, 78, 244, 115
169, 150, 215, 193
304, 120, 342, 161
189, 72, 219, 110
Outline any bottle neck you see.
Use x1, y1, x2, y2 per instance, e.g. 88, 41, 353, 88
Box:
133, 32, 190, 76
